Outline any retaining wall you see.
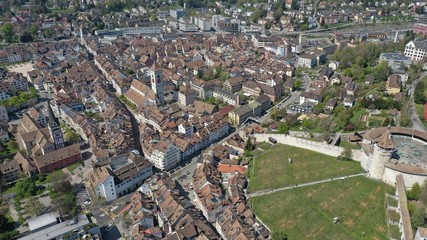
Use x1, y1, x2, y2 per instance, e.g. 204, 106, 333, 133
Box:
254, 133, 363, 161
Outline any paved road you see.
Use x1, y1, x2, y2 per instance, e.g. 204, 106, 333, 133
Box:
246, 173, 366, 198
258, 74, 311, 124
408, 72, 427, 133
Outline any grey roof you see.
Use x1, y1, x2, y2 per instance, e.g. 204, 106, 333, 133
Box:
413, 40, 427, 50
27, 212, 59, 231
232, 105, 252, 116
380, 52, 409, 61
21, 214, 93, 240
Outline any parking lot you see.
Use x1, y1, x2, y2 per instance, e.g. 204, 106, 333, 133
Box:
74, 183, 91, 212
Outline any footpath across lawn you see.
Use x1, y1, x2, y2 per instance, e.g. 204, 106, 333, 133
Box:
251, 176, 392, 240
249, 143, 363, 192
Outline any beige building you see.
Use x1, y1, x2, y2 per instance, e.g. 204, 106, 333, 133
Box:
178, 86, 197, 106
228, 105, 253, 126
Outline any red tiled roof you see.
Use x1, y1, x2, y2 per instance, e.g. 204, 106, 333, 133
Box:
217, 164, 246, 174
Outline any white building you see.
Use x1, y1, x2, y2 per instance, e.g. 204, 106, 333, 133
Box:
144, 140, 181, 170
89, 153, 153, 202
299, 91, 322, 105
178, 122, 194, 138
404, 40, 427, 62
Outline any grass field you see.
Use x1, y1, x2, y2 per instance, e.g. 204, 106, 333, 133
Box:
66, 162, 80, 172
339, 141, 362, 150
249, 143, 363, 192
251, 176, 392, 240
415, 104, 427, 128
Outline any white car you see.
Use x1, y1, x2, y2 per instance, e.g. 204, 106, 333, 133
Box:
83, 199, 91, 205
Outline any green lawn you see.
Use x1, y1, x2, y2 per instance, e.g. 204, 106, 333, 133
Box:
41, 170, 66, 184
387, 197, 398, 208
256, 142, 273, 151
415, 104, 427, 128
66, 162, 80, 172
389, 224, 401, 239
251, 176, 392, 240
388, 210, 400, 223
339, 141, 362, 150
3, 184, 17, 194
349, 108, 366, 124
249, 144, 363, 192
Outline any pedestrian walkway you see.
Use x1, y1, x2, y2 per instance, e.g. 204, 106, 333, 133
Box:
247, 173, 365, 198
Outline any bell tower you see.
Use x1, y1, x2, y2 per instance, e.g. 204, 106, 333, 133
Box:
47, 101, 65, 150
150, 63, 164, 104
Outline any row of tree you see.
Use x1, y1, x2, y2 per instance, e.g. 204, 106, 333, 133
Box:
407, 182, 427, 231
0, 88, 38, 109
414, 81, 426, 105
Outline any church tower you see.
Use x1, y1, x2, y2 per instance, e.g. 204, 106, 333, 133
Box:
47, 101, 65, 150
369, 129, 396, 180
150, 63, 164, 105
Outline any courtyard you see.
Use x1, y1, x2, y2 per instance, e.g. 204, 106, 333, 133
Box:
249, 143, 363, 192
251, 176, 392, 239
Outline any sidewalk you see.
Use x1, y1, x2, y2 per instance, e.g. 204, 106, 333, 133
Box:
247, 173, 366, 198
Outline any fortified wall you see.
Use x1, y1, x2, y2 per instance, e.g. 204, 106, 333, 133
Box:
253, 134, 363, 161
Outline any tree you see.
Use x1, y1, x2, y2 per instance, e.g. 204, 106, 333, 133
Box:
414, 81, 426, 104
264, 21, 271, 30
48, 172, 71, 193
274, 8, 283, 22
407, 182, 421, 200
312, 103, 324, 115
0, 213, 18, 240
419, 181, 427, 205
64, 127, 80, 144
19, 31, 33, 43
294, 79, 302, 90
2, 22, 14, 43
7, 140, 18, 152
373, 62, 391, 82
43, 28, 54, 38
27, 197, 44, 216
251, 9, 261, 23
51, 192, 76, 217
16, 177, 37, 197
245, 138, 253, 151
277, 122, 289, 134
124, 68, 134, 75
408, 202, 425, 229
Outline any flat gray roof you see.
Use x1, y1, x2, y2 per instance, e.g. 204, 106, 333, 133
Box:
20, 214, 91, 240
28, 212, 59, 231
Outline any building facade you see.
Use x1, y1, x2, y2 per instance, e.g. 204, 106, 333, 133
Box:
404, 40, 427, 62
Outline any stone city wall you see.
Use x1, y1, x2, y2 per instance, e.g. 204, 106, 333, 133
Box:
254, 134, 363, 161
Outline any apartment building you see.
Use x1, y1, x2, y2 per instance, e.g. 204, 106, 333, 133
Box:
89, 152, 153, 202
404, 40, 427, 62
143, 139, 181, 170
0, 106, 8, 122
